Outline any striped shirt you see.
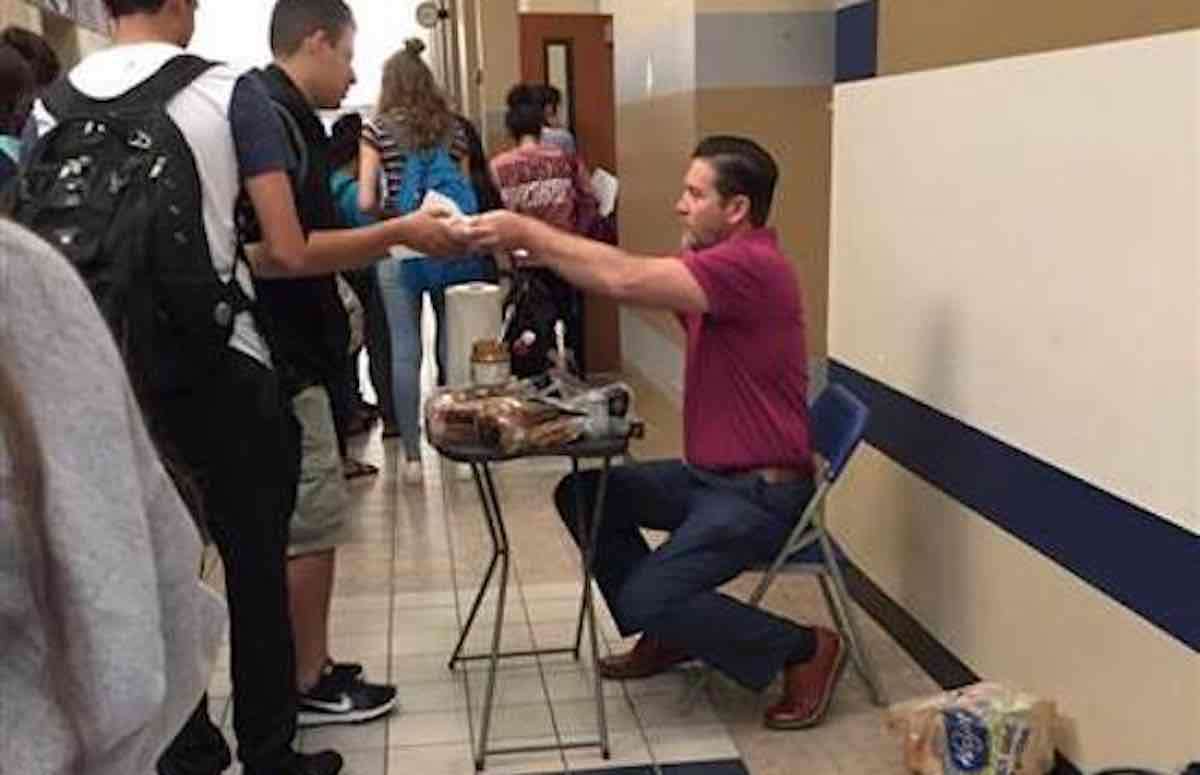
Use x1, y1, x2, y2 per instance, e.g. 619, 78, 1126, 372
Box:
362, 112, 469, 211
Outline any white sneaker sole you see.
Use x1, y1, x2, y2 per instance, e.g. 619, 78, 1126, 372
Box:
297, 695, 398, 727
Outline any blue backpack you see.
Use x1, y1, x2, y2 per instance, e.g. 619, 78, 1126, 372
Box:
392, 144, 478, 218
392, 142, 488, 293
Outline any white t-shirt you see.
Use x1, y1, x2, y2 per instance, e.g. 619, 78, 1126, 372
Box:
32, 43, 288, 367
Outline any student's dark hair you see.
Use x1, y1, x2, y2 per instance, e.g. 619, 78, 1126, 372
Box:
269, 0, 355, 57
692, 135, 778, 227
455, 114, 502, 212
328, 112, 361, 170
536, 83, 560, 111
0, 27, 60, 87
505, 82, 541, 110
505, 100, 543, 142
101, 0, 170, 18
0, 42, 34, 134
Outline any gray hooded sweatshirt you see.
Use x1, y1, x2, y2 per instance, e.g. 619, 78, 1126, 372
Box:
0, 221, 226, 774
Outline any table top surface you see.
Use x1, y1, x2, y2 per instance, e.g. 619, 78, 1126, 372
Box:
432, 433, 631, 463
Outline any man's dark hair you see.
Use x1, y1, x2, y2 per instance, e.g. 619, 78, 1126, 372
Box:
101, 0, 170, 18
0, 27, 60, 87
505, 100, 543, 142
269, 0, 355, 57
692, 135, 778, 227
0, 43, 34, 134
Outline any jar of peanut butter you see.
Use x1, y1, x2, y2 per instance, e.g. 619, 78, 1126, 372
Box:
470, 338, 511, 386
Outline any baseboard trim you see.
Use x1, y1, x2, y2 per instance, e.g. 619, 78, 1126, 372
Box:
842, 562, 1084, 775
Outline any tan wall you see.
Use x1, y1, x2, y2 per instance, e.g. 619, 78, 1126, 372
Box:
610, 0, 698, 357
878, 0, 1200, 75
456, 0, 483, 125
518, 0, 604, 12
0, 0, 41, 31
830, 22, 1200, 773
831, 448, 1200, 770
697, 0, 832, 11
697, 85, 830, 359
477, 0, 521, 153
1, 0, 109, 69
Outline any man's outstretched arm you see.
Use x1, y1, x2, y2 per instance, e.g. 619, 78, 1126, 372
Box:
467, 211, 708, 315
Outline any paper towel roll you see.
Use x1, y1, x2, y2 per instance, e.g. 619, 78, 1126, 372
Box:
445, 282, 502, 387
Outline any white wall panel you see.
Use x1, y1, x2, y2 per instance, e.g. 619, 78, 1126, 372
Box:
830, 31, 1200, 533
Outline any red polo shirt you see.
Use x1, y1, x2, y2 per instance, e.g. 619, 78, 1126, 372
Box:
678, 228, 812, 472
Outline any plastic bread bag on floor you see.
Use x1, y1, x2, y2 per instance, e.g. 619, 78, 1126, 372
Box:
885, 682, 1057, 775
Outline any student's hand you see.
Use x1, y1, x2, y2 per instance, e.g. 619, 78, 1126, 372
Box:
394, 211, 469, 257
463, 211, 529, 252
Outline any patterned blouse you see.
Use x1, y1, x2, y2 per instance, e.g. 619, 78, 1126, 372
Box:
489, 144, 597, 234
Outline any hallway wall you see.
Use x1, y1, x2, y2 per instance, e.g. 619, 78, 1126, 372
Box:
616, 0, 836, 403
614, 1, 1200, 769
828, 22, 1200, 773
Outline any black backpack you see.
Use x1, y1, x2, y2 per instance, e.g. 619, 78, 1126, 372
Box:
11, 55, 252, 398
503, 267, 579, 378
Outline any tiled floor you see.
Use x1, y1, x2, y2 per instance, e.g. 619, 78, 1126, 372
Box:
203, 341, 940, 774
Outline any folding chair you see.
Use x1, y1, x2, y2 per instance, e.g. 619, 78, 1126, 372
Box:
687, 383, 886, 707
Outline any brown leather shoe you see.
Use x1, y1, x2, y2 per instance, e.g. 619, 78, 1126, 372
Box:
597, 635, 692, 680
763, 627, 847, 729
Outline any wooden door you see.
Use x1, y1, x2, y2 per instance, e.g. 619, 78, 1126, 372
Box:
519, 13, 620, 374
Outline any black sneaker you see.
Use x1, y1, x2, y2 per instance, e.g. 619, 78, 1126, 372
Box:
298, 665, 397, 727
157, 699, 232, 775
245, 750, 343, 775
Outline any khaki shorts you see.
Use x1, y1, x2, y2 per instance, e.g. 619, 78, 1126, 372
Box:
288, 385, 350, 557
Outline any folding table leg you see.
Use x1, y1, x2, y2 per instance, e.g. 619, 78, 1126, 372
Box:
449, 463, 505, 669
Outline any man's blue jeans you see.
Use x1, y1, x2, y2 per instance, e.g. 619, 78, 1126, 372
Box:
555, 459, 818, 691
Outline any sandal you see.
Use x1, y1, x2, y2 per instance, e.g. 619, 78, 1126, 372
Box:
342, 457, 379, 480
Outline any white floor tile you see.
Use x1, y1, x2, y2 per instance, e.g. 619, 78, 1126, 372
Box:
338, 747, 388, 775
385, 742, 474, 775
562, 731, 651, 773
550, 696, 640, 738
387, 708, 472, 747
646, 722, 739, 764
300, 719, 389, 753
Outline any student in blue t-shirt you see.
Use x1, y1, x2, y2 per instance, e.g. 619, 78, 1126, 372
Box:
0, 43, 33, 187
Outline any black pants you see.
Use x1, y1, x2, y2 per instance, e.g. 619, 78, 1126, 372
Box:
154, 351, 301, 771
343, 266, 396, 429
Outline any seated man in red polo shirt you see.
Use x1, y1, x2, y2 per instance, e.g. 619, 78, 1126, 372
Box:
462, 135, 842, 729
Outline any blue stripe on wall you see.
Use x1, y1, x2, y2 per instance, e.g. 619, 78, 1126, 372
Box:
836, 0, 878, 82
829, 359, 1200, 652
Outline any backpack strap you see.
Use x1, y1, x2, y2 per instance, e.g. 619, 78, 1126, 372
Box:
270, 99, 310, 190
396, 147, 433, 214
42, 55, 217, 120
